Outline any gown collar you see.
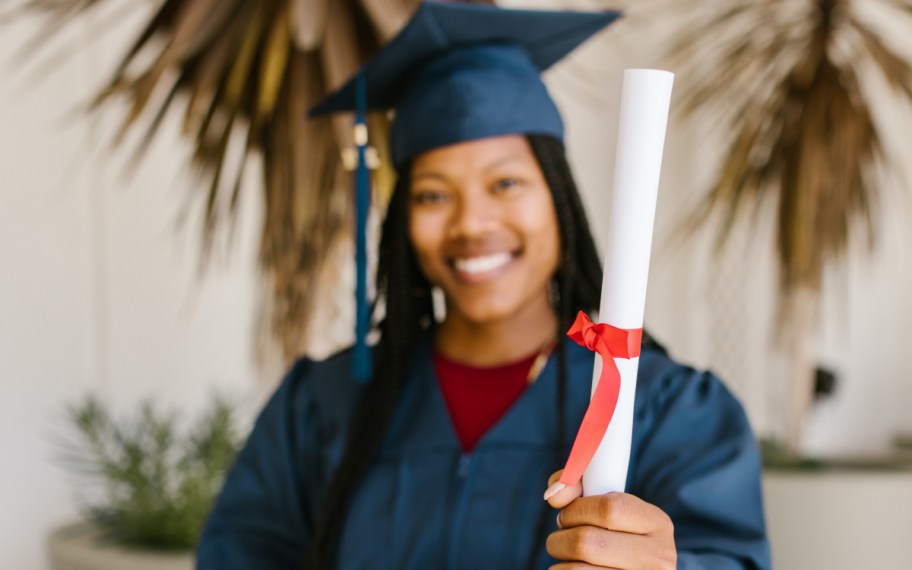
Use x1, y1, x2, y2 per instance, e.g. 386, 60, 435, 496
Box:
381, 335, 593, 455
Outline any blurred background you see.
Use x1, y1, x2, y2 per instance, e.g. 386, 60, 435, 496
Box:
2, 0, 911, 568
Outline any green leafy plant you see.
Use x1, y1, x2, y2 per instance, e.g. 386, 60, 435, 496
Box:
57, 395, 243, 550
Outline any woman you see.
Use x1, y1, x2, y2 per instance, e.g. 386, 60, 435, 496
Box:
198, 3, 770, 569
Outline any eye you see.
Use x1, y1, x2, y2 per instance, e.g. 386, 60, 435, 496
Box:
492, 177, 522, 193
411, 189, 450, 205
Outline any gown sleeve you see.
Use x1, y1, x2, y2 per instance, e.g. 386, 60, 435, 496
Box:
629, 354, 772, 570
196, 358, 324, 569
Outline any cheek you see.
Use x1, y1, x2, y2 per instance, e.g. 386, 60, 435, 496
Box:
517, 199, 561, 272
409, 213, 444, 271
538, 217, 562, 275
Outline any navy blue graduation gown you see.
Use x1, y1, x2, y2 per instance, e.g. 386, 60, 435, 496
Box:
198, 337, 771, 569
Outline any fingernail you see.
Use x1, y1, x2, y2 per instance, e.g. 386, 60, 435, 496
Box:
543, 482, 566, 501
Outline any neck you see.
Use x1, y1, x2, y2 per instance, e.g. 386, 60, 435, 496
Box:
435, 294, 557, 366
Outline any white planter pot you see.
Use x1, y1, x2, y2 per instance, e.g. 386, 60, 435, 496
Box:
48, 522, 194, 570
764, 470, 912, 570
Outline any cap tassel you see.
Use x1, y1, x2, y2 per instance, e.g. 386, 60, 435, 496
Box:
353, 71, 372, 382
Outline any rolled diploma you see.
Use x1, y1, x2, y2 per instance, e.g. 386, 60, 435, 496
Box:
582, 69, 674, 497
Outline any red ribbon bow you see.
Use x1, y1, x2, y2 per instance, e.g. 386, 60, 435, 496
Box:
559, 311, 642, 487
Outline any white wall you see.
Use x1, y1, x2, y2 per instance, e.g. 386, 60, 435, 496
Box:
764, 471, 912, 569
0, 11, 266, 570
2, 1, 912, 568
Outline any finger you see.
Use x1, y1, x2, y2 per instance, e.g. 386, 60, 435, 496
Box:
546, 526, 657, 570
549, 563, 621, 570
557, 493, 672, 535
544, 470, 583, 509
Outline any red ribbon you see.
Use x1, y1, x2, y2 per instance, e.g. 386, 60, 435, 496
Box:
559, 311, 642, 487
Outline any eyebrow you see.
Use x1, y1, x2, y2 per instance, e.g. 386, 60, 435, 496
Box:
482, 154, 523, 173
412, 153, 524, 183
411, 171, 449, 185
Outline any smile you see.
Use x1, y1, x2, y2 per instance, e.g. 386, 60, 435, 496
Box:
452, 252, 514, 277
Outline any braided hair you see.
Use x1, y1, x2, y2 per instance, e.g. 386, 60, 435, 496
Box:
307, 134, 604, 568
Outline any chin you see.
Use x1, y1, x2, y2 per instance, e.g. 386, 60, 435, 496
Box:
451, 301, 517, 326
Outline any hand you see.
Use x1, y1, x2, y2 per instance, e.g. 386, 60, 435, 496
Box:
543, 470, 676, 570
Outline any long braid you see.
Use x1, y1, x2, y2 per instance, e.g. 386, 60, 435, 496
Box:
524, 134, 603, 568
308, 170, 431, 568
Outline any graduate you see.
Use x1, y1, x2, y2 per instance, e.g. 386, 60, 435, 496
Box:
197, 3, 771, 569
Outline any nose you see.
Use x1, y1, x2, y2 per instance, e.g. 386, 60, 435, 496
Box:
447, 187, 496, 239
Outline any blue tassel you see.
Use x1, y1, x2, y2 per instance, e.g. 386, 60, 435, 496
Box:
353, 72, 372, 382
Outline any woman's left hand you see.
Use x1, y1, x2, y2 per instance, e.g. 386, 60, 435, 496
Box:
543, 470, 677, 570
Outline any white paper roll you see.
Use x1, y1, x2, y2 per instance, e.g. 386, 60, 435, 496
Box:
582, 69, 674, 497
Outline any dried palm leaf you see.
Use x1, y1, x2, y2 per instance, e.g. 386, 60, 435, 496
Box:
668, 0, 912, 450
672, 0, 912, 301
16, 0, 493, 365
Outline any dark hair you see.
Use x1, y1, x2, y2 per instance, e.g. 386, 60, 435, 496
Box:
307, 134, 603, 568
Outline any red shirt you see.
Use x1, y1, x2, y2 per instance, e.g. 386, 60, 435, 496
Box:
434, 351, 539, 453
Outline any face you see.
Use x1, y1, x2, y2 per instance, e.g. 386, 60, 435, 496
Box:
408, 134, 560, 329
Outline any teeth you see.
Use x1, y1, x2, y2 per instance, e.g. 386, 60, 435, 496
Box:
454, 252, 512, 275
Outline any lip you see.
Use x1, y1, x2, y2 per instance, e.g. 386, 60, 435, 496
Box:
448, 251, 518, 284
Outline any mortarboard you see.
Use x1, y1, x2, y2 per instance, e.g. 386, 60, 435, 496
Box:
309, 1, 621, 381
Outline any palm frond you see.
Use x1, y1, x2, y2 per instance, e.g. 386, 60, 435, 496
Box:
667, 0, 912, 451
672, 0, 912, 302
18, 0, 487, 362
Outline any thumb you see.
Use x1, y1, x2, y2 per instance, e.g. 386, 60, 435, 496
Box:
543, 469, 582, 509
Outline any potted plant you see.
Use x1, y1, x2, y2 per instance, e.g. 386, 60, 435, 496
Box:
49, 395, 242, 570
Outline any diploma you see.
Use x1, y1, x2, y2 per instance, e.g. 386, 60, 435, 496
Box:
585, 68, 673, 496
559, 69, 674, 497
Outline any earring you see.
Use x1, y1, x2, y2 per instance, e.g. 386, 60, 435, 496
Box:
431, 286, 447, 323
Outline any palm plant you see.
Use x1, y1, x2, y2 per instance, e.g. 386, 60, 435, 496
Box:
9, 0, 490, 362
669, 0, 912, 452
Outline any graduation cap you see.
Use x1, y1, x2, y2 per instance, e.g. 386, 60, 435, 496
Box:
310, 1, 621, 381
